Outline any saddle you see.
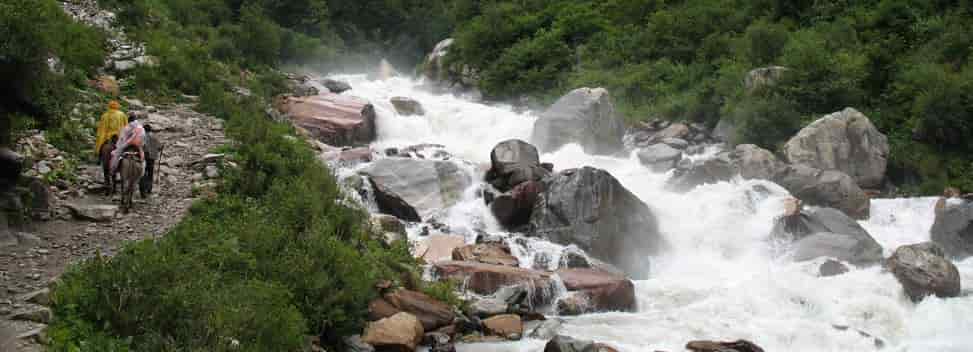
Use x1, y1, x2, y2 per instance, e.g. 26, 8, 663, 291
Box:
121, 146, 143, 161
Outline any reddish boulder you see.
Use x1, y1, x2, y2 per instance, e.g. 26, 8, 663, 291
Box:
482, 314, 523, 339
280, 93, 376, 146
363, 312, 424, 352
491, 180, 542, 228
432, 261, 554, 302
383, 289, 456, 331
452, 242, 520, 267
556, 268, 636, 313
686, 340, 765, 352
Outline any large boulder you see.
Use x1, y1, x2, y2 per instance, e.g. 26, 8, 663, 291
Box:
556, 268, 636, 314
530, 167, 663, 278
452, 242, 520, 267
368, 177, 421, 222
431, 261, 555, 304
772, 206, 883, 265
322, 79, 352, 94
362, 312, 424, 352
886, 242, 961, 303
485, 139, 549, 192
687, 340, 765, 352
637, 144, 683, 172
666, 157, 735, 192
774, 164, 870, 219
489, 180, 542, 228
730, 144, 782, 181
531, 88, 624, 155
279, 93, 376, 147
783, 108, 889, 189
544, 335, 617, 352
930, 198, 973, 258
361, 159, 472, 218
373, 289, 456, 331
390, 97, 425, 116
482, 314, 523, 340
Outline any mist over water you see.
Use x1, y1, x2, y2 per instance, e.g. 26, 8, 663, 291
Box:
331, 74, 973, 352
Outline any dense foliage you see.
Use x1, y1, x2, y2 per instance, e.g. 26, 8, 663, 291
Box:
447, 0, 973, 193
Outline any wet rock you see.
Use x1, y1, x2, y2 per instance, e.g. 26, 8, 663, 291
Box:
361, 159, 472, 217
320, 146, 373, 165
424, 332, 454, 352
686, 339, 765, 352
279, 93, 376, 146
649, 123, 691, 143
527, 318, 563, 340
556, 268, 636, 313
559, 247, 591, 269
544, 335, 597, 352
489, 180, 542, 228
666, 157, 735, 192
362, 312, 424, 352
774, 164, 870, 219
930, 197, 973, 258
415, 235, 466, 262
323, 79, 352, 94
555, 292, 588, 316
637, 144, 682, 172
482, 314, 522, 340
469, 297, 507, 318
431, 261, 555, 303
452, 242, 520, 267
886, 242, 961, 302
64, 202, 118, 222
531, 88, 624, 155
530, 167, 663, 278
379, 289, 456, 331
485, 139, 549, 192
12, 307, 52, 324
344, 335, 376, 352
661, 137, 689, 149
819, 259, 850, 277
391, 97, 425, 116
772, 206, 883, 265
368, 177, 421, 222
783, 108, 889, 189
730, 144, 782, 181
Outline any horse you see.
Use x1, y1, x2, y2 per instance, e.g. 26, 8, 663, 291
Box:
118, 147, 144, 213
99, 136, 119, 196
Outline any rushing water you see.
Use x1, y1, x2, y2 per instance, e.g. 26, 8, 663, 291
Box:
330, 74, 973, 352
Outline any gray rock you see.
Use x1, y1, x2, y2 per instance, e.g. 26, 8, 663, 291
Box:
64, 202, 119, 222
713, 117, 737, 142
204, 165, 220, 179
470, 298, 508, 318
930, 198, 973, 258
367, 177, 420, 222
666, 157, 735, 192
730, 144, 782, 181
531, 88, 624, 155
527, 318, 563, 340
361, 159, 472, 218
773, 207, 883, 265
113, 59, 137, 71
637, 144, 682, 172
559, 247, 591, 269
744, 66, 789, 92
774, 165, 870, 219
783, 108, 889, 189
344, 335, 375, 352
390, 97, 425, 116
485, 139, 549, 192
544, 335, 595, 352
12, 307, 51, 324
819, 259, 850, 277
323, 79, 352, 94
530, 167, 663, 278
887, 242, 961, 302
661, 138, 689, 150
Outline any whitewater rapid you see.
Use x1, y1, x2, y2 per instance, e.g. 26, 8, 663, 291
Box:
331, 74, 973, 352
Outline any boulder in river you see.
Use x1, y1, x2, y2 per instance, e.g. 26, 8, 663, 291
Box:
544, 335, 617, 352
774, 164, 870, 219
666, 157, 735, 192
772, 205, 883, 265
323, 79, 352, 94
485, 139, 549, 192
452, 242, 520, 267
390, 97, 425, 116
886, 242, 961, 303
362, 312, 424, 352
431, 261, 556, 305
730, 144, 782, 181
930, 197, 973, 258
783, 108, 889, 189
361, 158, 472, 218
637, 144, 683, 172
367, 177, 421, 222
686, 339, 765, 352
279, 93, 376, 147
530, 167, 663, 278
372, 289, 456, 331
556, 268, 636, 314
531, 88, 624, 155
489, 180, 542, 229
481, 314, 523, 340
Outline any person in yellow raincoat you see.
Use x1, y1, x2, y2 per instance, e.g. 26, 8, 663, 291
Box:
94, 101, 128, 158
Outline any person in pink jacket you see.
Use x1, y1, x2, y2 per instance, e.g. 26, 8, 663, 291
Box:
110, 114, 145, 174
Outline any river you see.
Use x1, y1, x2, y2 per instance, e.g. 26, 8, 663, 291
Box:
329, 74, 973, 352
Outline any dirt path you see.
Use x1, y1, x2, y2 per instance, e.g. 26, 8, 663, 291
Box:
0, 104, 226, 351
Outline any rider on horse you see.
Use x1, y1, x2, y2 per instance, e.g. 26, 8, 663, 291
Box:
110, 114, 146, 175
95, 100, 128, 160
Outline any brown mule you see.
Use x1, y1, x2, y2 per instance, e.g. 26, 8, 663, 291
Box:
118, 147, 144, 214
99, 136, 119, 196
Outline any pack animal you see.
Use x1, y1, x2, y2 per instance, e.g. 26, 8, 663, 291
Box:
118, 147, 144, 213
